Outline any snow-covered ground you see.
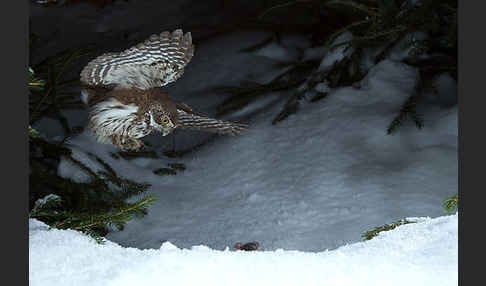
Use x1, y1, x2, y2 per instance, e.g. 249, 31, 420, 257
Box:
52, 30, 457, 251
29, 213, 458, 286
30, 1, 457, 283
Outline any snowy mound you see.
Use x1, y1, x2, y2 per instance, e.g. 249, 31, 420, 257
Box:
29, 214, 457, 286
47, 30, 459, 251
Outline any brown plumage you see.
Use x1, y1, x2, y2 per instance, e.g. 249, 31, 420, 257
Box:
80, 29, 248, 151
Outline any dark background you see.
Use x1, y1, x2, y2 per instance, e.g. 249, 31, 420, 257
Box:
29, 0, 320, 65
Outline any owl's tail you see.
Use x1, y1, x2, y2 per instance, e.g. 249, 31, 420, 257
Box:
176, 108, 249, 136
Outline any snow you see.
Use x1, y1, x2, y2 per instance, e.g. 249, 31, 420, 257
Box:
318, 32, 354, 72
254, 41, 300, 62
30, 2, 457, 283
29, 213, 458, 286
33, 194, 60, 208
38, 29, 458, 252
59, 55, 455, 252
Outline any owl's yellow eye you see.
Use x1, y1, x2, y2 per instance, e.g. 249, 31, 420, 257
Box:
161, 117, 170, 125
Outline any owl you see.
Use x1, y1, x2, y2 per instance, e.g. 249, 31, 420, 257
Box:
80, 29, 248, 151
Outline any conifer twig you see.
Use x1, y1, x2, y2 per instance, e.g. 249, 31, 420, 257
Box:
386, 93, 423, 135
325, 0, 380, 17
71, 197, 156, 230
258, 0, 313, 20
362, 219, 415, 240
443, 194, 458, 213
324, 19, 370, 48
355, 25, 407, 41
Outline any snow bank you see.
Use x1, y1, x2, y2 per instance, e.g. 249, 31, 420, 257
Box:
45, 30, 458, 252
29, 213, 458, 286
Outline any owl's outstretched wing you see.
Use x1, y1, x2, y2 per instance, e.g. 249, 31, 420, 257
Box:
80, 29, 194, 90
176, 107, 248, 136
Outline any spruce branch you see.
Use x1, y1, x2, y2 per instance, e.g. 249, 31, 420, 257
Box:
67, 196, 156, 231
272, 94, 300, 125
30, 194, 63, 217
216, 59, 319, 117
324, 19, 370, 48
64, 154, 100, 181
355, 25, 407, 42
387, 94, 423, 135
362, 219, 415, 240
443, 194, 458, 213
89, 152, 117, 178
116, 150, 160, 160
30, 47, 92, 129
216, 77, 306, 116
258, 0, 313, 20
325, 0, 380, 17
231, 0, 457, 132
30, 136, 154, 242
28, 67, 46, 91
168, 163, 186, 171
153, 168, 178, 176
29, 126, 40, 138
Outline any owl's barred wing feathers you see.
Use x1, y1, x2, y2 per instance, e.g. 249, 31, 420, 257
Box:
80, 29, 194, 90
176, 108, 249, 136
81, 29, 248, 150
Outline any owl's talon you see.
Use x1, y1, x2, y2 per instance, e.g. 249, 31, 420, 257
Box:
135, 141, 146, 152
111, 135, 144, 151
123, 139, 145, 151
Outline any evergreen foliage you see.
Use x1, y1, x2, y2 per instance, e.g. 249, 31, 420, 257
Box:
214, 59, 319, 118
153, 168, 178, 176
386, 94, 423, 135
29, 135, 156, 241
29, 125, 40, 138
168, 163, 186, 171
28, 1, 458, 242
163, 150, 186, 158
363, 193, 458, 241
443, 193, 458, 213
30, 193, 155, 243
362, 219, 415, 240
218, 0, 457, 133
115, 150, 160, 160
28, 67, 46, 92
28, 67, 156, 242
29, 48, 93, 135
153, 163, 186, 176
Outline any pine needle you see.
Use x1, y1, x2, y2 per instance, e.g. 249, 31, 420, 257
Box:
362, 219, 415, 240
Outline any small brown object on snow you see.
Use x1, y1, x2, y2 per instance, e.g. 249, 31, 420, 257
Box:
234, 241, 260, 251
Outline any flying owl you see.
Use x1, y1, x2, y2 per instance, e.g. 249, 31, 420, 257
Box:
80, 29, 248, 151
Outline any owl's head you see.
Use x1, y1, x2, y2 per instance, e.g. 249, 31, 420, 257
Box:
146, 102, 178, 136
